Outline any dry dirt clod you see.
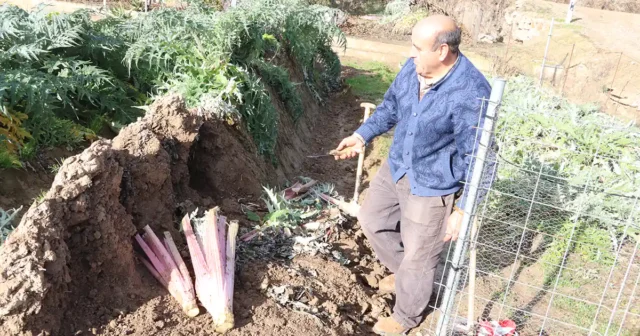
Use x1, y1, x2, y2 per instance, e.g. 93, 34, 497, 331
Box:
364, 273, 379, 288
360, 301, 370, 315
309, 297, 320, 306
155, 320, 165, 329
109, 320, 117, 329
260, 276, 270, 290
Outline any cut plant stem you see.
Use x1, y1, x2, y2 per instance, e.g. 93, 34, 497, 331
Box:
163, 231, 199, 317
221, 220, 239, 332
182, 208, 238, 333
283, 179, 317, 200
135, 226, 199, 317
317, 192, 360, 218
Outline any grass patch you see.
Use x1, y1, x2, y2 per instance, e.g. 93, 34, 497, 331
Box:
374, 133, 393, 157
0, 149, 22, 169
340, 60, 397, 160
342, 60, 397, 103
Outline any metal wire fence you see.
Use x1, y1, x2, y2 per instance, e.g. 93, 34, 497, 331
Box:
413, 77, 640, 336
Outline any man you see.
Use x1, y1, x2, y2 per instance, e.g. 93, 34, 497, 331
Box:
335, 15, 492, 335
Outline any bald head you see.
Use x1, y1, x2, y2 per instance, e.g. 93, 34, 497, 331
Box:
412, 15, 461, 54
409, 15, 461, 78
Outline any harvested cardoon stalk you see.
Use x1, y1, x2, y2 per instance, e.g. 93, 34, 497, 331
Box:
318, 193, 360, 217
135, 227, 199, 317
217, 214, 227, 273
222, 220, 239, 330
182, 208, 238, 333
283, 179, 317, 200
163, 232, 199, 316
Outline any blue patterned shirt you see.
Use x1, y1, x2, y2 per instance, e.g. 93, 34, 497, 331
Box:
355, 53, 494, 209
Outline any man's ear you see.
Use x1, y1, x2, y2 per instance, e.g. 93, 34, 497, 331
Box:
439, 44, 449, 61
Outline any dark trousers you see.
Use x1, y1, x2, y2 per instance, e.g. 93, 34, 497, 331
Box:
358, 160, 454, 328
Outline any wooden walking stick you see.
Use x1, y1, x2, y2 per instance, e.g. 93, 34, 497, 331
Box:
353, 103, 375, 203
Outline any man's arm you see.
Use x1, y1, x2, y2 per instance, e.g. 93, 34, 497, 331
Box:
452, 88, 496, 211
353, 61, 411, 144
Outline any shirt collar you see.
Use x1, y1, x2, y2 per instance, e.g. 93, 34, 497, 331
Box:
417, 53, 462, 91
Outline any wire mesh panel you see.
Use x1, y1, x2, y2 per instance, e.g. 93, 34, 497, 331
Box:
417, 77, 640, 336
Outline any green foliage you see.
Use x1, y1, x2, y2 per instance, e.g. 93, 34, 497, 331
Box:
0, 148, 21, 169
237, 70, 279, 157
0, 4, 144, 156
253, 60, 303, 120
382, 0, 411, 23
498, 76, 640, 235
2, 0, 344, 161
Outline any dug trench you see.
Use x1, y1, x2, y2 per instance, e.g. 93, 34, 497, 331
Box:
0, 65, 412, 336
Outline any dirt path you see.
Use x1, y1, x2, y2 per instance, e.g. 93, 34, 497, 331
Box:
534, 0, 640, 61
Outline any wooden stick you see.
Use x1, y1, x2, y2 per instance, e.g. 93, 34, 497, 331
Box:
353, 103, 375, 203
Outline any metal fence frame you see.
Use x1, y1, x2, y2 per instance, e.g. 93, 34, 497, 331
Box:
417, 76, 640, 336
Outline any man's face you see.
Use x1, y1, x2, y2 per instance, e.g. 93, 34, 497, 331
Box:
409, 31, 444, 77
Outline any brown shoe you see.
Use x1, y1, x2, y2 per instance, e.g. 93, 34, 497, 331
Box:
372, 316, 409, 335
379, 274, 395, 293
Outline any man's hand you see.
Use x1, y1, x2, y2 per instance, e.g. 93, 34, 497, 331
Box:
334, 135, 365, 160
443, 207, 463, 242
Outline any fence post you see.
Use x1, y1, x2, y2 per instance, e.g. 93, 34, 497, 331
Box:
539, 18, 555, 87
565, 0, 577, 24
435, 78, 507, 335
604, 52, 623, 109
560, 43, 575, 96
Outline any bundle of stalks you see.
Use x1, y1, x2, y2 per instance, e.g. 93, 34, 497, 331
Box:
135, 226, 200, 317
182, 207, 239, 333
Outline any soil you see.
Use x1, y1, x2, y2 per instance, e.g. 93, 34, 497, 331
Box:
0, 62, 397, 336
2, 2, 640, 335
0, 147, 80, 213
546, 0, 640, 14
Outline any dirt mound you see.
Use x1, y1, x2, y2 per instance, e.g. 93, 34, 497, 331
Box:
0, 94, 307, 335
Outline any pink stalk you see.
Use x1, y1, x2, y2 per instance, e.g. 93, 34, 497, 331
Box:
283, 180, 317, 200
181, 214, 210, 278
163, 231, 200, 317
182, 212, 225, 327
135, 232, 196, 316
217, 215, 227, 273
136, 236, 168, 288
283, 182, 303, 200
203, 209, 225, 309
182, 209, 238, 333
220, 220, 239, 332
141, 226, 188, 298
135, 234, 167, 278
240, 229, 259, 242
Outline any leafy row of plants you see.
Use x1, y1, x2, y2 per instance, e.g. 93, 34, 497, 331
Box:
0, 0, 346, 168
479, 75, 640, 271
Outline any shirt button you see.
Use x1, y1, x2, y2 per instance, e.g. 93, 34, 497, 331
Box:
405, 151, 409, 155
413, 113, 417, 117
409, 132, 413, 135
